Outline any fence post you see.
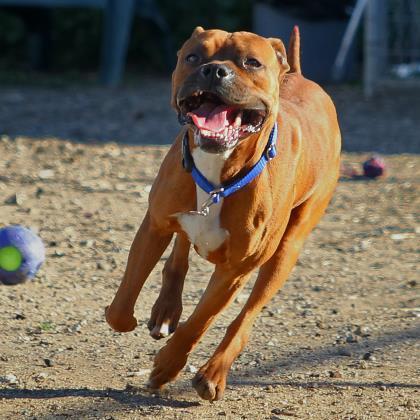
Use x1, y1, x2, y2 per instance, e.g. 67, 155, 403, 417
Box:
364, 0, 388, 97
100, 0, 135, 86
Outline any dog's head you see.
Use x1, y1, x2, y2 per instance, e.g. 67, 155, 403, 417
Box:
172, 27, 289, 153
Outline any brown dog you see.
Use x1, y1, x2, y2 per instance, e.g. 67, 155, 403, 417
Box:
106, 26, 341, 401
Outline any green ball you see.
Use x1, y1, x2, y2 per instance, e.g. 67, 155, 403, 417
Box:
0, 246, 23, 272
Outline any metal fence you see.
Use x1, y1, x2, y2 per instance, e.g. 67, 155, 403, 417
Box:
365, 0, 420, 96
388, 0, 420, 74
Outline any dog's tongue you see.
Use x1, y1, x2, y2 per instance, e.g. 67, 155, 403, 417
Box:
188, 103, 234, 132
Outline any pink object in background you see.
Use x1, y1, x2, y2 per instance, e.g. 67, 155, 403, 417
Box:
362, 155, 386, 178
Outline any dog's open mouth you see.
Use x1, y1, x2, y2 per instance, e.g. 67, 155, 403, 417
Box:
179, 91, 266, 151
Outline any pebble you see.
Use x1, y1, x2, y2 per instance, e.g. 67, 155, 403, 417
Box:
329, 370, 343, 378
123, 223, 136, 231
79, 239, 95, 247
354, 325, 370, 337
187, 364, 198, 373
44, 358, 54, 367
35, 187, 45, 198
0, 374, 17, 384
362, 352, 376, 361
359, 360, 368, 369
390, 233, 409, 241
68, 321, 85, 333
346, 334, 359, 343
4, 192, 25, 206
271, 408, 296, 417
360, 239, 371, 250
235, 293, 249, 304
126, 369, 151, 377
38, 169, 55, 179
97, 261, 112, 271
34, 372, 48, 381
404, 399, 415, 409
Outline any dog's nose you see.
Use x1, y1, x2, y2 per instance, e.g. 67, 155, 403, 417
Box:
200, 63, 233, 81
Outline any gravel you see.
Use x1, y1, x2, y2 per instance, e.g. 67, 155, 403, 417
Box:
0, 79, 419, 419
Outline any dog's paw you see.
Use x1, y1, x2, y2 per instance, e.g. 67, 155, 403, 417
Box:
147, 297, 182, 340
192, 363, 228, 401
148, 343, 188, 388
105, 305, 137, 332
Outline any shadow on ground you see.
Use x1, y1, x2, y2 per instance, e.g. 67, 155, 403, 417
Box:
0, 386, 199, 418
1, 324, 418, 416
232, 324, 419, 387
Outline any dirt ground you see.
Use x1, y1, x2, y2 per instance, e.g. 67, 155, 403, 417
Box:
0, 81, 419, 419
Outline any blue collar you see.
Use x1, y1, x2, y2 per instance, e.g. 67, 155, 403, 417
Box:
182, 122, 278, 216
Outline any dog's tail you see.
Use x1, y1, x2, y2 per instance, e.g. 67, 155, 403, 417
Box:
288, 25, 301, 74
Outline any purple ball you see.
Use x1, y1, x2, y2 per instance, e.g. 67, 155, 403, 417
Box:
363, 156, 386, 179
0, 225, 45, 285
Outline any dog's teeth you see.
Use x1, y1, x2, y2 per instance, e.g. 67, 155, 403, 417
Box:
234, 111, 243, 128
199, 123, 245, 144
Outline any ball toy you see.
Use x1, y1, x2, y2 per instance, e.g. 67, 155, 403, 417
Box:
363, 155, 386, 179
0, 225, 45, 285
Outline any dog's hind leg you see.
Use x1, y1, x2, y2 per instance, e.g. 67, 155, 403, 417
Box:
191, 186, 337, 401
106, 211, 173, 332
148, 233, 190, 339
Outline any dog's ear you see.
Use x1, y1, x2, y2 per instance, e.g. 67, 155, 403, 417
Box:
171, 69, 178, 110
192, 26, 205, 37
175, 27, 204, 59
268, 38, 290, 77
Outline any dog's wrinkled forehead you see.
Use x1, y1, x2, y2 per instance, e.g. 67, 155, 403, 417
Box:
181, 28, 282, 68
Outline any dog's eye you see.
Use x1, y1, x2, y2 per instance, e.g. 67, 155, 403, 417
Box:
244, 58, 262, 68
185, 54, 199, 64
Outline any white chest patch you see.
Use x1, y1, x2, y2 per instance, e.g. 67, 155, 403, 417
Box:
177, 146, 231, 259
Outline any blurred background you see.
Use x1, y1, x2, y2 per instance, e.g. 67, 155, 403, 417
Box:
0, 0, 419, 152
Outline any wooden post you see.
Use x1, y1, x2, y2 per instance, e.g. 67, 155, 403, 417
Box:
364, 0, 388, 97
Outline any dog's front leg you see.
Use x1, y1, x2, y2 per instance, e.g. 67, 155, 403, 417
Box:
106, 211, 173, 332
148, 267, 251, 389
148, 233, 190, 339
